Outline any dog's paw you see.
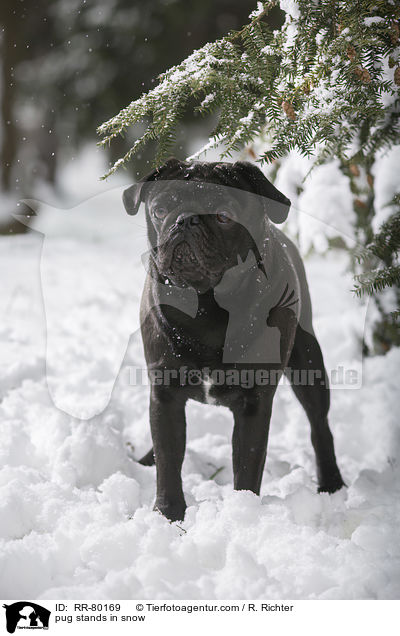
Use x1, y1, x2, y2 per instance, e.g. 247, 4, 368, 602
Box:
318, 473, 346, 494
154, 499, 186, 523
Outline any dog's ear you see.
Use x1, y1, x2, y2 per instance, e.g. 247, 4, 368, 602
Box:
233, 161, 291, 224
122, 166, 160, 215
123, 183, 146, 216
123, 157, 186, 215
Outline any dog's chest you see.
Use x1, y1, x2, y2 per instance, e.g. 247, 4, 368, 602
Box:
202, 376, 218, 405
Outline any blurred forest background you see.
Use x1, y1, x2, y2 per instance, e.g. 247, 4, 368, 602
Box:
1, 0, 398, 352
0, 0, 283, 233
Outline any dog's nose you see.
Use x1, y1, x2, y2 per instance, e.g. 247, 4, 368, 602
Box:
176, 213, 200, 227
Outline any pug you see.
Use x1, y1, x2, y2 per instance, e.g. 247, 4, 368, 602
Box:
123, 158, 344, 521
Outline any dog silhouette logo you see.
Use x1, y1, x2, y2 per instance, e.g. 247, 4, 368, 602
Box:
3, 602, 50, 633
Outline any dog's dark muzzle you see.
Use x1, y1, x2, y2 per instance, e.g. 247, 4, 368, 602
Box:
173, 241, 198, 266
159, 216, 204, 273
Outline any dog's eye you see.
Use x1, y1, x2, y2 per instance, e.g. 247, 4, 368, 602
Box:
154, 207, 168, 220
216, 211, 232, 225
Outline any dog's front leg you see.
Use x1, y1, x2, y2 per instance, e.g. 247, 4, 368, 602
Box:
150, 385, 187, 522
231, 391, 274, 495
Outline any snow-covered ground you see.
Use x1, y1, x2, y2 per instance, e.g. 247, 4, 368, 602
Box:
0, 148, 399, 600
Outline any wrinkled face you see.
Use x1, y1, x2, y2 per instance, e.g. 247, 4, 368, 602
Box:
144, 181, 265, 293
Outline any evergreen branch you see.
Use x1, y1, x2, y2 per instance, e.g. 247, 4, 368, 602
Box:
353, 265, 400, 297
98, 0, 400, 181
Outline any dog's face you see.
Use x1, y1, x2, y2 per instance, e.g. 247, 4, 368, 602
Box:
123, 159, 291, 293
141, 179, 264, 293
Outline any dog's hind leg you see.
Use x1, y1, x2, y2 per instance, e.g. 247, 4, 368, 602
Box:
286, 325, 345, 493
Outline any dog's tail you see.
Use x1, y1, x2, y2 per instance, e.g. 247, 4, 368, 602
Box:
138, 448, 155, 466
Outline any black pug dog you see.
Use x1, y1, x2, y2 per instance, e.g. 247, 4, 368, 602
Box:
123, 157, 344, 522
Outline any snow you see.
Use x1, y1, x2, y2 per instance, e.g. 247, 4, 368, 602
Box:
249, 2, 265, 20
371, 144, 400, 232
273, 152, 356, 253
0, 149, 399, 600
280, 0, 300, 20
363, 17, 385, 26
